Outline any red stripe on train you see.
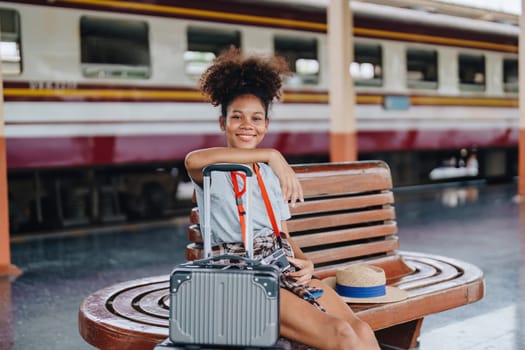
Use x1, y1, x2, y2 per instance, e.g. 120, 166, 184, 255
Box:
6, 128, 517, 169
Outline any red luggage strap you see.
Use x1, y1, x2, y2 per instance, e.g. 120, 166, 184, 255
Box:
231, 163, 282, 250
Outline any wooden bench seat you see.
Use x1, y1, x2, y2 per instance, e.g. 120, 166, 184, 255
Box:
79, 161, 484, 350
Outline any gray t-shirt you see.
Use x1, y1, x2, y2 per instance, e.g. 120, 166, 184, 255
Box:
193, 163, 291, 246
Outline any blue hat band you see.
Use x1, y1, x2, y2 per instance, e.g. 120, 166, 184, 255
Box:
335, 283, 386, 298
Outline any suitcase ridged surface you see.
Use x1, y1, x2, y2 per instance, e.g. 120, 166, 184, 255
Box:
170, 269, 279, 346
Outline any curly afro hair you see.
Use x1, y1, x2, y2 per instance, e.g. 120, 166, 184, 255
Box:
199, 46, 291, 117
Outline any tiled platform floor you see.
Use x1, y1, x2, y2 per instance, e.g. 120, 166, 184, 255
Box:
1, 180, 524, 350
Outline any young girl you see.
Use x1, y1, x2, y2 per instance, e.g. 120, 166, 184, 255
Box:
185, 48, 379, 350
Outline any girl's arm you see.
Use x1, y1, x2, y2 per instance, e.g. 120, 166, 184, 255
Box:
185, 147, 275, 184
282, 220, 315, 284
281, 221, 307, 259
185, 147, 303, 204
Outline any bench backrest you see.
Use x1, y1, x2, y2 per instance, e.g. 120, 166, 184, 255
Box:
187, 161, 405, 279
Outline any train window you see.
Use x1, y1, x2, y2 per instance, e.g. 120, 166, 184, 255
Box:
406, 48, 437, 89
352, 43, 382, 86
0, 9, 22, 75
274, 35, 319, 85
503, 58, 518, 93
80, 16, 151, 79
458, 54, 485, 91
185, 26, 241, 78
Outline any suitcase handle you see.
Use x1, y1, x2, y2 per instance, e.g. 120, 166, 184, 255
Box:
203, 163, 253, 177
191, 254, 261, 267
202, 163, 255, 258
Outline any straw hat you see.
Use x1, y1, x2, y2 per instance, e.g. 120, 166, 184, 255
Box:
322, 265, 408, 303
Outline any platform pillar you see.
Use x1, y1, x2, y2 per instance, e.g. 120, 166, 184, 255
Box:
518, 0, 525, 200
328, 0, 357, 162
0, 57, 21, 277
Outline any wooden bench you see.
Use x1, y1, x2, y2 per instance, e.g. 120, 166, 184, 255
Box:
79, 161, 484, 350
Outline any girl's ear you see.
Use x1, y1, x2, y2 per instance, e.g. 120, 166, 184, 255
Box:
219, 116, 226, 131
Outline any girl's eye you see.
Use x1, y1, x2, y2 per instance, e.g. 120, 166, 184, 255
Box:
231, 115, 241, 120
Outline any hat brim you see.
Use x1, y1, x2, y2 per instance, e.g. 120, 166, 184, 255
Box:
322, 276, 408, 304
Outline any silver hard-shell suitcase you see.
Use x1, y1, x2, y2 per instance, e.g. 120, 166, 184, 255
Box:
168, 164, 280, 348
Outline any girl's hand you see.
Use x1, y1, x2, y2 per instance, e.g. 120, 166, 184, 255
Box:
268, 150, 304, 207
286, 257, 314, 284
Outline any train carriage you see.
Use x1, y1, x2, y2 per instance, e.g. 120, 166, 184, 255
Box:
0, 0, 519, 232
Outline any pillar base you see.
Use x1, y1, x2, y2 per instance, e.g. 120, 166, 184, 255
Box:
513, 194, 525, 204
0, 264, 22, 277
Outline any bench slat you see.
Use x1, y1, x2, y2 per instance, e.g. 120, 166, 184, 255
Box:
290, 192, 394, 216
187, 223, 200, 243
189, 207, 199, 224
306, 237, 399, 265
287, 207, 396, 233
292, 161, 388, 173
292, 222, 397, 248
185, 242, 203, 261
299, 170, 391, 197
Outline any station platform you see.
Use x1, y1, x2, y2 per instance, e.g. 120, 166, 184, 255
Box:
2, 180, 524, 350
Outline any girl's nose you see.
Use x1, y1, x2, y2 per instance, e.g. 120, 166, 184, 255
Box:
239, 118, 254, 128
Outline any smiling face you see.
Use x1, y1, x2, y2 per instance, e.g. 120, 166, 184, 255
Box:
220, 94, 269, 149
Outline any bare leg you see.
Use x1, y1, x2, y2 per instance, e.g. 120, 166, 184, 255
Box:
309, 278, 379, 349
280, 280, 379, 350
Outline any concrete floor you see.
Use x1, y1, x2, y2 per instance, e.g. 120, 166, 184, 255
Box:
1, 180, 523, 350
